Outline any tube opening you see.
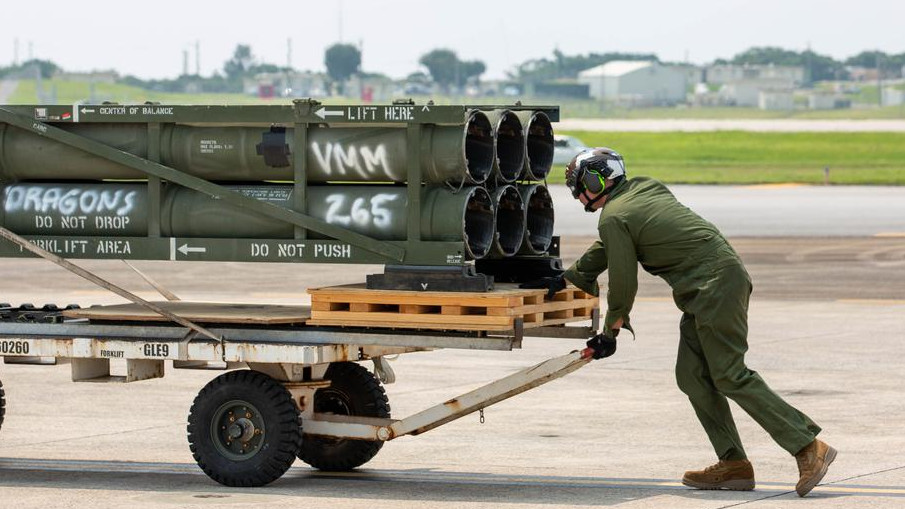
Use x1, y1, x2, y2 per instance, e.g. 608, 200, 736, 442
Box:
463, 187, 494, 260
521, 185, 554, 254
464, 112, 494, 184
525, 112, 554, 180
494, 111, 525, 183
492, 185, 526, 257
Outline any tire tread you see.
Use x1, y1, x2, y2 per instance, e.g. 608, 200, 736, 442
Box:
299, 362, 390, 471
0, 380, 6, 431
187, 370, 302, 487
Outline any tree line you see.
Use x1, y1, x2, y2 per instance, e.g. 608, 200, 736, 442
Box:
1, 44, 903, 94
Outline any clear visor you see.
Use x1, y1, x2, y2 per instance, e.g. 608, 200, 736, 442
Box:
606, 158, 626, 177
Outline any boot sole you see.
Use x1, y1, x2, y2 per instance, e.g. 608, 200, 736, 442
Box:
682, 478, 755, 491
796, 446, 838, 497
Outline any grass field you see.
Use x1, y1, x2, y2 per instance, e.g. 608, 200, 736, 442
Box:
554, 131, 905, 185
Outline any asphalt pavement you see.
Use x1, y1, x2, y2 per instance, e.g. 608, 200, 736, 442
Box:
555, 119, 905, 132
550, 184, 905, 237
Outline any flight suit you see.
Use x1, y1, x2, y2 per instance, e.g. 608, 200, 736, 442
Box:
564, 176, 821, 460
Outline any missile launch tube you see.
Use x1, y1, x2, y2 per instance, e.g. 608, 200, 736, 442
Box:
0, 111, 495, 184
518, 184, 554, 255
483, 110, 525, 183
0, 183, 495, 259
515, 110, 554, 180
490, 185, 526, 257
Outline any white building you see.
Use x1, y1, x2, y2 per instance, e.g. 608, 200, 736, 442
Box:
577, 61, 687, 105
882, 87, 905, 106
758, 90, 794, 110
807, 92, 851, 110
718, 78, 796, 107
706, 64, 806, 87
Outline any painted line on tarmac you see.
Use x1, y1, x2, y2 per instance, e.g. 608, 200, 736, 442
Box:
2, 457, 904, 496
737, 183, 807, 190
836, 298, 905, 306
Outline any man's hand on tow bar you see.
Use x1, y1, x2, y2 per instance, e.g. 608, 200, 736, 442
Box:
586, 332, 618, 359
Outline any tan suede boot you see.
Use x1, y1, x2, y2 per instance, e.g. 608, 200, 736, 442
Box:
682, 459, 755, 491
795, 439, 837, 497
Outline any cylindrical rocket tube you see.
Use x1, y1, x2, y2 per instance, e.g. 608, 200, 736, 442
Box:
483, 110, 525, 183
0, 111, 495, 184
0, 182, 496, 259
490, 185, 525, 257
518, 184, 554, 255
514, 110, 554, 180
0, 123, 150, 181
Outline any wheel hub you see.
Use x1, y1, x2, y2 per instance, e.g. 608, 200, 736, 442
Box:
210, 400, 265, 461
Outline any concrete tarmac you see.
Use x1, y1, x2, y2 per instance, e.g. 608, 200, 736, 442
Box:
555, 119, 905, 132
0, 236, 903, 508
550, 184, 905, 237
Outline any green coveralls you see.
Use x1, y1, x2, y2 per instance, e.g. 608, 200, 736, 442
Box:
564, 177, 821, 460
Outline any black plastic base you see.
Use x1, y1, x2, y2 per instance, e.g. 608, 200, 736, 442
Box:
475, 257, 564, 284
366, 265, 494, 292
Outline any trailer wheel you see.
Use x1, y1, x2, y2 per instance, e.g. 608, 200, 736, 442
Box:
187, 370, 301, 487
0, 379, 5, 432
299, 362, 391, 471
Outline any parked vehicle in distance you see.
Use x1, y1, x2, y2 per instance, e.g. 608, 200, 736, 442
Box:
552, 135, 588, 165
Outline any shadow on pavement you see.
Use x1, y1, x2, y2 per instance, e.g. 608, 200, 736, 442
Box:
0, 457, 860, 506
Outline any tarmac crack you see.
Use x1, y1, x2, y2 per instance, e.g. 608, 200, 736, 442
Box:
4, 424, 175, 449
713, 489, 796, 508
822, 464, 905, 486
712, 465, 905, 507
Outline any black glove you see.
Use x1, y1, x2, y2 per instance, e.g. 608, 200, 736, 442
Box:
586, 333, 618, 359
519, 274, 566, 299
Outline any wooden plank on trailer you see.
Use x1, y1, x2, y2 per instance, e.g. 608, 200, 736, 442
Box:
308, 311, 514, 327
308, 283, 535, 308
64, 302, 311, 324
304, 319, 516, 332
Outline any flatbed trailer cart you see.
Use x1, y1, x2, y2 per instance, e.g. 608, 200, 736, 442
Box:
0, 292, 600, 487
0, 100, 601, 487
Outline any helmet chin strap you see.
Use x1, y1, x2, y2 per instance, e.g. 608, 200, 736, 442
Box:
582, 176, 624, 212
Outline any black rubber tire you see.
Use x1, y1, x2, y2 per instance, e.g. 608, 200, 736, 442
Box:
0, 379, 5, 432
187, 370, 302, 487
299, 362, 391, 471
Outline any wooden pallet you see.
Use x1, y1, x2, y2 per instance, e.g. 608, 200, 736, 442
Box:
64, 302, 311, 325
306, 283, 598, 332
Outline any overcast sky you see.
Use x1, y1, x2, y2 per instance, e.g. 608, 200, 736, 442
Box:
2, 0, 902, 80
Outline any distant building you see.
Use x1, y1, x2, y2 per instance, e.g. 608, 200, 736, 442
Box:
55, 70, 119, 84
882, 87, 905, 106
577, 60, 687, 105
245, 71, 327, 98
718, 78, 794, 107
807, 92, 851, 110
758, 89, 794, 110
846, 66, 880, 82
706, 64, 805, 87
346, 74, 395, 102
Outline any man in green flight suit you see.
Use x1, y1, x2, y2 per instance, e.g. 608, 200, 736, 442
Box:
530, 147, 836, 496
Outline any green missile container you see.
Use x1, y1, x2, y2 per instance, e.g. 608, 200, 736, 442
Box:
0, 183, 495, 259
0, 111, 495, 184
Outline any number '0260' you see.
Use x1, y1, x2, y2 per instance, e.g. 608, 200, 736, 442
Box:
0, 340, 30, 354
